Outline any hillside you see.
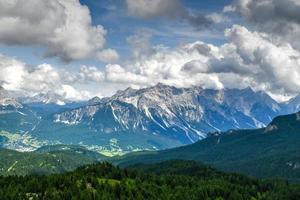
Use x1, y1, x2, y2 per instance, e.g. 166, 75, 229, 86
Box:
0, 160, 299, 199
0, 145, 106, 176
114, 112, 300, 182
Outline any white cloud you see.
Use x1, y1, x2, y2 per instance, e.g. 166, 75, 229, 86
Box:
19, 64, 91, 101
102, 25, 300, 100
0, 54, 26, 91
207, 13, 229, 24
0, 55, 100, 100
104, 41, 221, 89
21, 64, 61, 93
105, 64, 148, 85
226, 0, 300, 51
76, 65, 105, 83
61, 84, 91, 101
0, 0, 110, 62
127, 30, 154, 58
96, 49, 119, 63
1, 23, 300, 102
221, 25, 300, 94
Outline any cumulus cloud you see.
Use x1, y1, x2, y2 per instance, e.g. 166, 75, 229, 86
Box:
0, 0, 114, 62
102, 25, 300, 100
226, 0, 300, 24
61, 84, 90, 101
21, 64, 61, 93
18, 64, 92, 100
221, 25, 300, 94
105, 64, 148, 85
126, 30, 155, 58
104, 41, 220, 89
226, 0, 300, 50
1, 23, 300, 101
0, 55, 106, 100
2, 21, 300, 101
76, 65, 105, 83
0, 55, 26, 91
126, 0, 212, 29
96, 49, 119, 63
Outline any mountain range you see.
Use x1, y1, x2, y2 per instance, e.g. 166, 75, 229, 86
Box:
0, 109, 299, 183
1, 84, 300, 154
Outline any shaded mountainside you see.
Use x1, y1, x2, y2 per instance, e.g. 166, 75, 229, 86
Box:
0, 145, 106, 176
114, 112, 300, 182
0, 160, 299, 200
0, 104, 40, 134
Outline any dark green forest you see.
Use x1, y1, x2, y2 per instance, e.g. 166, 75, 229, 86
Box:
0, 160, 299, 200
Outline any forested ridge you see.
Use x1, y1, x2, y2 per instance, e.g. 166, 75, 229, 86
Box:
0, 160, 299, 200
114, 112, 300, 182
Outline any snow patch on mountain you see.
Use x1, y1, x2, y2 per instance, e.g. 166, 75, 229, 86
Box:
0, 98, 23, 108
19, 92, 67, 105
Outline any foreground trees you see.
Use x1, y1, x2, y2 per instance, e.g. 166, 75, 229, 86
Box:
0, 161, 299, 200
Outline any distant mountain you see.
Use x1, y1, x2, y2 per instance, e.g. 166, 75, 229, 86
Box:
0, 86, 21, 108
88, 96, 102, 105
18, 92, 67, 105
114, 111, 300, 182
0, 86, 8, 98
0, 97, 22, 108
1, 83, 300, 154
283, 94, 300, 113
0, 87, 87, 151
54, 84, 282, 145
0, 87, 40, 135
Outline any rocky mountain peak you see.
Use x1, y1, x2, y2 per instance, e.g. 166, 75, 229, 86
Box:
19, 92, 66, 105
54, 85, 290, 146
88, 96, 102, 105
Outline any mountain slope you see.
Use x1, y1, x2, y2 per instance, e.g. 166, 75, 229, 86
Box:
283, 94, 300, 113
54, 84, 283, 148
114, 111, 300, 182
18, 92, 67, 105
0, 145, 106, 176
0, 87, 41, 135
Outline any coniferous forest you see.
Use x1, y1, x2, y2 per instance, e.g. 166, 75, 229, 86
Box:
0, 160, 299, 200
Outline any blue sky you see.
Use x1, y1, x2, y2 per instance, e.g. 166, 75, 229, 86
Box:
81, 0, 233, 57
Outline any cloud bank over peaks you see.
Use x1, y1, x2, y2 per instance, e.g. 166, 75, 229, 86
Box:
1, 24, 300, 102
0, 54, 92, 101
100, 25, 300, 101
0, 0, 118, 62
